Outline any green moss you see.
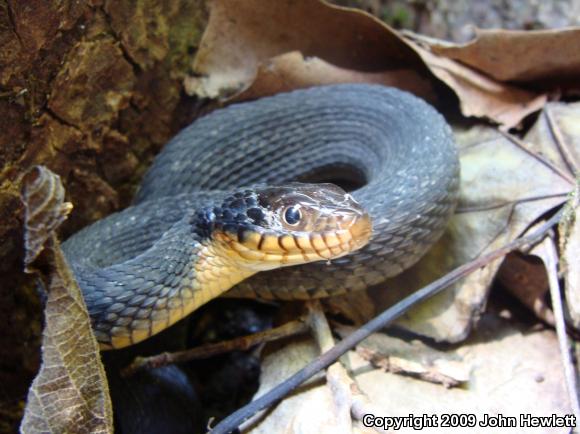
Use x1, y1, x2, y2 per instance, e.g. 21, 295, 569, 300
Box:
166, 0, 206, 76
381, 5, 413, 29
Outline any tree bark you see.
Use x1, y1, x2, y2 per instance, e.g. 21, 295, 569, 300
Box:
0, 1, 206, 430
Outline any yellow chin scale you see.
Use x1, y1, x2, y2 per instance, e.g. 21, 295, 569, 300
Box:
214, 220, 371, 271
105, 242, 255, 349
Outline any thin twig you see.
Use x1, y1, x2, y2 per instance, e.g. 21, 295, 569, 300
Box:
541, 235, 580, 423
499, 130, 575, 185
356, 346, 466, 388
208, 209, 564, 434
122, 318, 309, 377
307, 300, 336, 353
455, 192, 568, 214
545, 106, 579, 175
308, 301, 352, 433
307, 301, 393, 434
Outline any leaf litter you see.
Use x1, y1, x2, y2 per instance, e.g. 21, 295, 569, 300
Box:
184, 0, 579, 432
20, 0, 580, 432
241, 316, 571, 434
185, 0, 573, 128
427, 28, 580, 93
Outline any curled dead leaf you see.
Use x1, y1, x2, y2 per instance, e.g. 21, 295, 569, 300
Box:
21, 166, 72, 271
186, 51, 436, 103
429, 28, 580, 93
188, 0, 427, 99
401, 39, 548, 128
20, 166, 113, 434
190, 0, 549, 127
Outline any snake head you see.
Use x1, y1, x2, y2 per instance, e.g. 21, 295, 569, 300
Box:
205, 183, 372, 271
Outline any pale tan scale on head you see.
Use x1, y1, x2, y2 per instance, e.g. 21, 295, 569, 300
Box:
211, 183, 372, 272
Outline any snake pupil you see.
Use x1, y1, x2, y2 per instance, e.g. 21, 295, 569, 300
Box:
284, 206, 302, 225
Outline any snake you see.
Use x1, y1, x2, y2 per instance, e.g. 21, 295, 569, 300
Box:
62, 84, 460, 350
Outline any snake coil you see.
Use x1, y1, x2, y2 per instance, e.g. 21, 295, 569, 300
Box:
63, 84, 460, 348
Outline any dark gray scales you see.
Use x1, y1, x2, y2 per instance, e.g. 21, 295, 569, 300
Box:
62, 84, 460, 344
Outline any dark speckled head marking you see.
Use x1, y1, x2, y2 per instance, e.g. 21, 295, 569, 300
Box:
198, 183, 372, 271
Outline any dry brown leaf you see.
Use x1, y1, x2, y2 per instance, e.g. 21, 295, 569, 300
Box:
215, 51, 436, 103
429, 28, 580, 93
335, 326, 469, 388
20, 166, 113, 434
366, 123, 573, 342
402, 40, 547, 128
189, 0, 547, 127
243, 314, 571, 434
188, 0, 424, 99
496, 253, 554, 324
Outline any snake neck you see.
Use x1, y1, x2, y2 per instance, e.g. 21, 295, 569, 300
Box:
73, 219, 258, 349
189, 240, 257, 306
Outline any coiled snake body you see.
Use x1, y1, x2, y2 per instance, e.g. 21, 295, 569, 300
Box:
63, 84, 460, 349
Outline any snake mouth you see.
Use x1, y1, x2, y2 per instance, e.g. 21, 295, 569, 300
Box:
217, 212, 372, 270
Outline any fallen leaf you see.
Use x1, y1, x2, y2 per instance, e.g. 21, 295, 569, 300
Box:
189, 0, 548, 127
188, 0, 423, 100
401, 39, 548, 128
368, 123, 572, 342
243, 314, 572, 434
496, 253, 554, 325
20, 166, 113, 434
429, 28, 580, 93
186, 51, 436, 103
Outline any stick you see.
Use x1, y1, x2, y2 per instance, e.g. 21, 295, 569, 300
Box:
541, 235, 580, 424
122, 318, 309, 377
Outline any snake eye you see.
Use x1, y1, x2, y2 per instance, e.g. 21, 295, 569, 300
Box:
283, 206, 302, 226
